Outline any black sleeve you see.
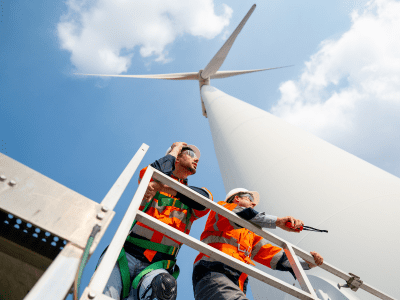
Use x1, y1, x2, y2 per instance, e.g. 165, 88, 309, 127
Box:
236, 208, 259, 220
150, 155, 176, 175
275, 252, 296, 279
177, 186, 210, 211
275, 252, 311, 280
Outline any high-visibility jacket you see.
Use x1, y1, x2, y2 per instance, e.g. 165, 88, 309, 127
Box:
125, 165, 212, 263
194, 201, 284, 292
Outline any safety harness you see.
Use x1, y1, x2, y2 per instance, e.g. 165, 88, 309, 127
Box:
118, 191, 191, 298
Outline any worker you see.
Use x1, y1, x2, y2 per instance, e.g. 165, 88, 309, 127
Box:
100, 142, 213, 300
192, 188, 323, 300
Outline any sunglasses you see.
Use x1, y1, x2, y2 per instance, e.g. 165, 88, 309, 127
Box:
239, 193, 254, 202
182, 149, 197, 159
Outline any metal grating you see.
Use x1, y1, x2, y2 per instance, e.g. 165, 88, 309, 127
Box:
0, 209, 67, 260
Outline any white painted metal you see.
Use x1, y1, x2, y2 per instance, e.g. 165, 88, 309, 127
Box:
82, 152, 394, 300
83, 167, 154, 298
0, 144, 149, 300
283, 243, 318, 299
84, 166, 318, 300
201, 85, 400, 300
307, 275, 361, 300
152, 168, 395, 300
135, 211, 315, 300
0, 153, 114, 251
24, 243, 83, 300
100, 143, 149, 211
80, 288, 116, 300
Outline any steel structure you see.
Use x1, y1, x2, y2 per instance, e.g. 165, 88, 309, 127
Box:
0, 144, 148, 300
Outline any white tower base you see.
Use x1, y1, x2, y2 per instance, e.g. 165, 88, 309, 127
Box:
202, 85, 400, 300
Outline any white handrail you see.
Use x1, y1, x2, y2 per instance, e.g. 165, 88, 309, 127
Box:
135, 211, 316, 300
151, 168, 395, 300
82, 165, 396, 300
100, 143, 149, 211
87, 167, 154, 295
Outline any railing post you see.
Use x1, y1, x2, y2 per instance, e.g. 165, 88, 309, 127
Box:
80, 166, 155, 299
100, 143, 149, 211
24, 243, 83, 300
150, 168, 396, 300
283, 242, 318, 299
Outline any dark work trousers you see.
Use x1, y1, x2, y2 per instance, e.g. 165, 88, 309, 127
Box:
193, 272, 249, 300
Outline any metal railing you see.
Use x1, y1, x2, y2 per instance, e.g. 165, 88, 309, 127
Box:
20, 143, 149, 300
80, 164, 396, 300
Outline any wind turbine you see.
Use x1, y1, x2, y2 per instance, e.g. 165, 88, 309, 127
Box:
76, 4, 289, 117
77, 4, 400, 300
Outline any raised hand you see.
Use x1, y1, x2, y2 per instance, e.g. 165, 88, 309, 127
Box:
169, 142, 188, 157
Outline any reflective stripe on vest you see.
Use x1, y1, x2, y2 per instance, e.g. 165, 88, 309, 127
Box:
196, 202, 256, 266
120, 192, 193, 297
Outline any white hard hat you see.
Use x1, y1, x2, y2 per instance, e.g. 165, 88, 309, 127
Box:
165, 144, 201, 159
224, 188, 260, 205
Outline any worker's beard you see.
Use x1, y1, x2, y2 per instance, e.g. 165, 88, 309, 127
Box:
177, 157, 197, 176
186, 166, 197, 175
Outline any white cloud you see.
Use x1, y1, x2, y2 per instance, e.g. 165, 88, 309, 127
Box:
271, 0, 400, 176
57, 0, 232, 74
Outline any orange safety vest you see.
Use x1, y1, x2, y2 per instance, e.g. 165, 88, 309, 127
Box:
194, 201, 283, 291
134, 166, 212, 262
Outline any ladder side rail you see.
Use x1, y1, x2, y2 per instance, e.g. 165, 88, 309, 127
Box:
283, 243, 318, 298
83, 166, 155, 298
24, 141, 149, 300
100, 143, 149, 211
24, 243, 83, 300
152, 169, 396, 300
135, 211, 316, 300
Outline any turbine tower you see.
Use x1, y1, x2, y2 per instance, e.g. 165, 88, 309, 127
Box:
78, 4, 400, 300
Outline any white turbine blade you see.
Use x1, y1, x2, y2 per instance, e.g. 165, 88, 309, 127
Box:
74, 72, 199, 80
211, 66, 293, 79
200, 4, 256, 79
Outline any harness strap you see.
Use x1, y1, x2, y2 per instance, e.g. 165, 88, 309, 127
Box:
119, 197, 155, 298
131, 260, 180, 289
126, 236, 179, 256
118, 248, 131, 299
119, 191, 191, 297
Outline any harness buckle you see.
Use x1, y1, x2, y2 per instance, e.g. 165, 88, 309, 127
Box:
237, 244, 251, 257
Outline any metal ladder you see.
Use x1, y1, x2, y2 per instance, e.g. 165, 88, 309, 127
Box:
0, 144, 395, 300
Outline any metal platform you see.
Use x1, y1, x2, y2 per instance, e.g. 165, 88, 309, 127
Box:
0, 144, 148, 299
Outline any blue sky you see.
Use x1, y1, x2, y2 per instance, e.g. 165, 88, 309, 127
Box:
1, 0, 400, 299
